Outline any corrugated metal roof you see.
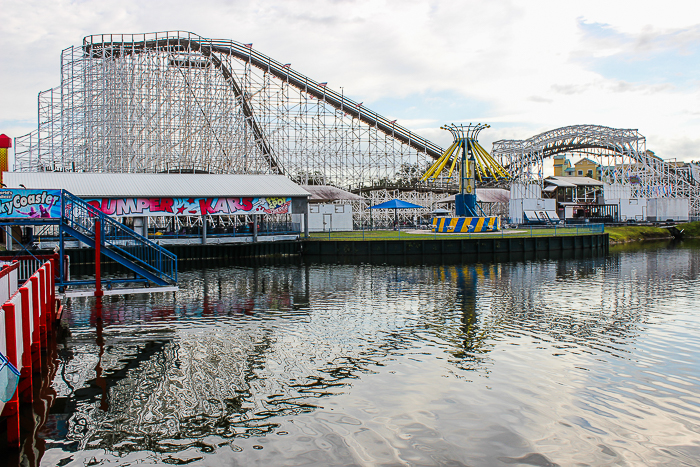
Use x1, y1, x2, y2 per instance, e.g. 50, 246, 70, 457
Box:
476, 188, 510, 203
5, 172, 310, 198
301, 185, 363, 202
435, 195, 454, 204
544, 177, 577, 188
436, 188, 510, 204
548, 176, 603, 187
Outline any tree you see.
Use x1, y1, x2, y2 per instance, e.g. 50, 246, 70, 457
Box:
292, 171, 326, 185
395, 162, 428, 186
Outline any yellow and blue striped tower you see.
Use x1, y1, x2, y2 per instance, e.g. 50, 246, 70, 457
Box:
421, 124, 510, 233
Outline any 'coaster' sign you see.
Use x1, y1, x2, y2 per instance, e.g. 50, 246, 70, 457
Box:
0, 189, 62, 219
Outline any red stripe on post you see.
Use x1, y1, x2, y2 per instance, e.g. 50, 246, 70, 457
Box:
95, 220, 103, 297
2, 302, 18, 377
37, 268, 47, 347
48, 260, 57, 323
30, 276, 42, 369
1, 302, 20, 448
49, 262, 58, 330
19, 286, 33, 403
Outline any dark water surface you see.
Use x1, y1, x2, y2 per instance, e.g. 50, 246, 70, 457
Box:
33, 243, 700, 466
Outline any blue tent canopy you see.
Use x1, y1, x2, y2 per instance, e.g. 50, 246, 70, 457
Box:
368, 199, 425, 227
368, 199, 424, 210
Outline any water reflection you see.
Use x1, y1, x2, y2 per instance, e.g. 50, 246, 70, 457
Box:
27, 244, 700, 466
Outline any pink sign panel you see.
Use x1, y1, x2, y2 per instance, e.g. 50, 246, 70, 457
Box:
85, 197, 291, 217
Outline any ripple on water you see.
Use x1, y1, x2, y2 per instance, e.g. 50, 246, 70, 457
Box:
36, 246, 700, 466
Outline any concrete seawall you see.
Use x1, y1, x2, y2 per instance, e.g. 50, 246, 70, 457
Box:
302, 233, 608, 257
1, 233, 608, 274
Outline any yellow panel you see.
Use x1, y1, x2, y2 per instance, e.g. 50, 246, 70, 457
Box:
0, 148, 7, 172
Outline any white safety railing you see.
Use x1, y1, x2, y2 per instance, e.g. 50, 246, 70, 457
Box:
0, 262, 19, 307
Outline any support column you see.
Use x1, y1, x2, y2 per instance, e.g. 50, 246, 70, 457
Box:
253, 214, 258, 242
48, 257, 57, 322
2, 302, 20, 448
291, 197, 310, 239
18, 286, 33, 403
94, 219, 103, 297
4, 226, 12, 251
29, 276, 42, 369
36, 270, 48, 348
201, 215, 207, 244
133, 216, 147, 237
59, 226, 65, 286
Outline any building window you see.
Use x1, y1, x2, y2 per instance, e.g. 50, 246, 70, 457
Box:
578, 170, 583, 175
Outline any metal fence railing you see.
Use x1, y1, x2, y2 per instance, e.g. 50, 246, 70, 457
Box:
308, 223, 606, 241
0, 262, 19, 307
0, 259, 57, 448
0, 254, 64, 283
62, 191, 177, 283
147, 221, 301, 240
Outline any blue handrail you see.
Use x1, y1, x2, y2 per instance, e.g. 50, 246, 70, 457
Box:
61, 191, 177, 283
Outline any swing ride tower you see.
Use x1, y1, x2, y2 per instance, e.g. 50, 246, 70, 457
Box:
422, 124, 511, 232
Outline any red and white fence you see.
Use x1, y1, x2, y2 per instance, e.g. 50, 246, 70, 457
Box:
0, 259, 58, 448
0, 261, 19, 304
0, 253, 66, 283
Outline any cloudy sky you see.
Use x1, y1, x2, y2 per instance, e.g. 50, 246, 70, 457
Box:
1, 0, 699, 162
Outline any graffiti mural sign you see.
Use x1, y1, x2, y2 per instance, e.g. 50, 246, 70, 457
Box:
85, 197, 292, 217
0, 189, 62, 219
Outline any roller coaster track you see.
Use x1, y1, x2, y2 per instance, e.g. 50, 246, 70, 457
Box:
492, 124, 700, 216
82, 32, 445, 172
19, 33, 699, 216
491, 125, 647, 172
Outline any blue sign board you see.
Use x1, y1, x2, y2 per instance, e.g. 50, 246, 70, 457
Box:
0, 189, 62, 219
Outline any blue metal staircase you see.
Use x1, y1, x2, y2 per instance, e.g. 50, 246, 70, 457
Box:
61, 191, 177, 286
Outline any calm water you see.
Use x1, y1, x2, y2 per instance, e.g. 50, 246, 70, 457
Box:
26, 242, 700, 466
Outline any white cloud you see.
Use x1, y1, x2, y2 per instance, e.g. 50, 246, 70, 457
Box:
0, 0, 698, 160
